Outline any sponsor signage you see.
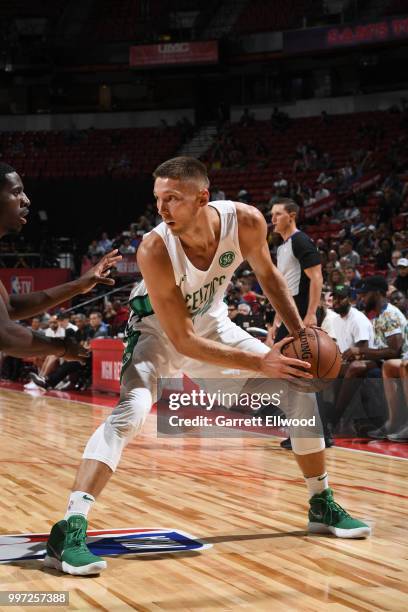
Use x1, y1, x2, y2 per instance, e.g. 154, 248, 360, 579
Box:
285, 15, 408, 54
130, 41, 218, 68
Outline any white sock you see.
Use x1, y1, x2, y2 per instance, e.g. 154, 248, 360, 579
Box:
305, 473, 328, 497
64, 491, 95, 520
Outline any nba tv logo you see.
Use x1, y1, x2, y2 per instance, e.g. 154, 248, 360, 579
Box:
11, 276, 34, 294
0, 528, 211, 563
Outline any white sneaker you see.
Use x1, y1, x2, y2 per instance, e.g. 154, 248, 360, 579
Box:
24, 381, 40, 390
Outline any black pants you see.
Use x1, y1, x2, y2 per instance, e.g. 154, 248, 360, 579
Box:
47, 359, 91, 388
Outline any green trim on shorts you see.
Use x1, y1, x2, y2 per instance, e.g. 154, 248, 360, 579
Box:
129, 295, 154, 318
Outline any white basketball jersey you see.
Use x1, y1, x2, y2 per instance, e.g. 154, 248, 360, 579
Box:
128, 201, 243, 335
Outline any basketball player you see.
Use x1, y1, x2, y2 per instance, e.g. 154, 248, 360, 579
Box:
269, 199, 327, 449
0, 163, 121, 364
45, 157, 370, 576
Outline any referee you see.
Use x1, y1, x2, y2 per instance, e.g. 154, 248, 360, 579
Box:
269, 198, 328, 448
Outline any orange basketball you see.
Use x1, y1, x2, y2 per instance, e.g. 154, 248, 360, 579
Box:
281, 327, 342, 392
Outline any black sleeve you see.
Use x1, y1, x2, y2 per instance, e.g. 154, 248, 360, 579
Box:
292, 231, 321, 270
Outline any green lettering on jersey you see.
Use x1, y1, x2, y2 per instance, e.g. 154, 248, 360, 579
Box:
186, 275, 226, 319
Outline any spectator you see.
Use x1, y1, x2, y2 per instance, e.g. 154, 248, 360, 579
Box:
98, 232, 113, 254
319, 292, 339, 340
30, 316, 45, 335
328, 269, 345, 290
331, 285, 374, 354
394, 258, 408, 295
340, 240, 361, 267
315, 186, 330, 201
211, 186, 226, 201
376, 238, 393, 269
344, 266, 361, 299
119, 237, 136, 255
57, 312, 78, 337
237, 186, 251, 204
26, 314, 66, 389
89, 311, 109, 338
111, 299, 129, 335
390, 290, 408, 317
88, 239, 104, 259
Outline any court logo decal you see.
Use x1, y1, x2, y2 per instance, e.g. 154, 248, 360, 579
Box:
219, 251, 235, 268
0, 528, 211, 563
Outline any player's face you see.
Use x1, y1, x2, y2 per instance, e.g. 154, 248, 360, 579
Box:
271, 204, 292, 235
0, 172, 31, 237
154, 177, 209, 235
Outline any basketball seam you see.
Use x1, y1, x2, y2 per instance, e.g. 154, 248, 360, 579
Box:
320, 338, 340, 378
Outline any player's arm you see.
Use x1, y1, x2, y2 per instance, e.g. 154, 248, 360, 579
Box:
5, 250, 122, 320
137, 233, 311, 379
303, 265, 323, 327
236, 203, 303, 336
0, 289, 88, 361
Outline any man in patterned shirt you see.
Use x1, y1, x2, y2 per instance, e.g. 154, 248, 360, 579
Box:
330, 276, 407, 433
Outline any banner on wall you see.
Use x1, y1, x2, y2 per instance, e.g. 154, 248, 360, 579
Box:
285, 14, 408, 54
130, 41, 218, 68
0, 268, 71, 295
116, 254, 139, 277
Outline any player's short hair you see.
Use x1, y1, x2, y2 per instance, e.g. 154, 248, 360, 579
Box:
275, 197, 299, 218
0, 163, 17, 189
153, 156, 210, 188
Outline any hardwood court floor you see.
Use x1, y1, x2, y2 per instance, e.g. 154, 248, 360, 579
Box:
0, 386, 407, 611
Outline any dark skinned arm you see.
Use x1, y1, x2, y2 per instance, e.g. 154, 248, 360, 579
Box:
2, 250, 122, 320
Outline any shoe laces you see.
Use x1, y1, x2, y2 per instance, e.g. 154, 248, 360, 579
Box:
67, 523, 88, 549
313, 491, 351, 523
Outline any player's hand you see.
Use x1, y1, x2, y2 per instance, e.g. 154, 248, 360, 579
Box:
77, 249, 123, 294
303, 313, 317, 327
62, 337, 90, 364
260, 336, 312, 379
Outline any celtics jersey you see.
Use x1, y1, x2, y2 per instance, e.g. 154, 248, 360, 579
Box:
127, 200, 243, 337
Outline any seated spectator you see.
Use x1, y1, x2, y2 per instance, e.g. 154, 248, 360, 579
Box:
31, 313, 93, 391
119, 237, 136, 255
211, 185, 226, 201
331, 285, 374, 354
344, 266, 361, 299
233, 302, 265, 332
319, 292, 339, 340
27, 314, 66, 389
390, 290, 408, 317
376, 238, 393, 270
88, 239, 104, 259
98, 232, 113, 254
330, 276, 408, 433
89, 311, 110, 338
328, 268, 345, 290
237, 186, 251, 204
394, 258, 408, 295
315, 186, 330, 201
111, 299, 129, 335
340, 240, 361, 267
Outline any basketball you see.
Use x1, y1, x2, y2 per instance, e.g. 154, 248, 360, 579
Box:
281, 327, 342, 392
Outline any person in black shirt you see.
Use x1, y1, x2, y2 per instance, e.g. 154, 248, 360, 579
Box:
270, 198, 323, 342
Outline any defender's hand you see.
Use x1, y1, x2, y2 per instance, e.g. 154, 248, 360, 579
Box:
260, 336, 312, 380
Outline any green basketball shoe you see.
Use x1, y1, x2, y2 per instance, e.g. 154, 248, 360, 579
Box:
308, 488, 371, 538
44, 515, 107, 575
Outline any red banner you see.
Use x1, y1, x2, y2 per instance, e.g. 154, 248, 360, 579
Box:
91, 338, 123, 393
0, 268, 71, 295
116, 254, 139, 277
304, 196, 336, 219
351, 172, 382, 194
130, 41, 218, 68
